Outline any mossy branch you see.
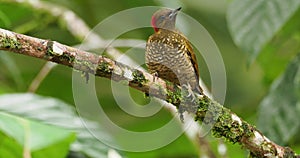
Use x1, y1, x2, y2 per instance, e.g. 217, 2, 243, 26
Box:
0, 28, 299, 158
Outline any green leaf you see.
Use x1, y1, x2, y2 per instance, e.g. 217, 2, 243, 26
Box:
0, 93, 117, 158
0, 112, 75, 158
257, 8, 300, 84
227, 0, 300, 63
257, 54, 300, 145
0, 131, 23, 158
0, 93, 118, 157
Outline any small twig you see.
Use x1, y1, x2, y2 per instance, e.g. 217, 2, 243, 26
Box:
0, 28, 299, 158
28, 62, 56, 93
197, 134, 217, 158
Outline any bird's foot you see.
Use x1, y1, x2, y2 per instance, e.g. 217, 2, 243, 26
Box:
177, 84, 197, 123
81, 71, 89, 84
152, 72, 159, 82
145, 72, 159, 97
182, 84, 196, 102
178, 105, 185, 123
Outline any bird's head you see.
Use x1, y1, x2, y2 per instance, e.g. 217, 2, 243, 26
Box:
151, 7, 181, 32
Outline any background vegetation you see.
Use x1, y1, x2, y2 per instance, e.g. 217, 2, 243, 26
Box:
0, 0, 299, 157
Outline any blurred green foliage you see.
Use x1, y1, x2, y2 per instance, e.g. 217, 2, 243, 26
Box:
0, 0, 299, 157
0, 111, 75, 158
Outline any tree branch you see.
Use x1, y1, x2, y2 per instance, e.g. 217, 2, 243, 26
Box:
0, 28, 299, 158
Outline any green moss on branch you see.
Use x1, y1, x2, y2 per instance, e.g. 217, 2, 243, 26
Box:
0, 35, 21, 49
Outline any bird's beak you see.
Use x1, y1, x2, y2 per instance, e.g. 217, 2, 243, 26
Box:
169, 7, 181, 18
175, 7, 182, 12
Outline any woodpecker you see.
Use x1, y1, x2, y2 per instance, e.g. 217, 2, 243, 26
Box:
145, 7, 203, 95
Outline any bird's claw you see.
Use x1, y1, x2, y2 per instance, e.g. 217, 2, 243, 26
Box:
182, 84, 196, 102
152, 72, 159, 82
177, 84, 197, 122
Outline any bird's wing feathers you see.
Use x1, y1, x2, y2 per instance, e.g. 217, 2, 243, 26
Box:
184, 39, 200, 82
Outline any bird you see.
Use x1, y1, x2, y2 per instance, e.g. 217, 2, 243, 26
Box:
145, 7, 203, 95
